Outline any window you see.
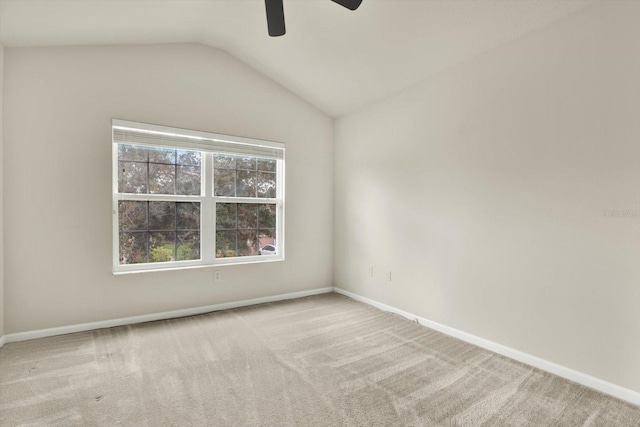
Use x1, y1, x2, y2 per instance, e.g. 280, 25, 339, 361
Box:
112, 120, 284, 273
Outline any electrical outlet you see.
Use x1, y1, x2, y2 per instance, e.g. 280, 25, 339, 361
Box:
368, 266, 374, 277
213, 270, 222, 282
385, 271, 392, 282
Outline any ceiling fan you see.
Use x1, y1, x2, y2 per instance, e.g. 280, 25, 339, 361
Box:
265, 0, 363, 37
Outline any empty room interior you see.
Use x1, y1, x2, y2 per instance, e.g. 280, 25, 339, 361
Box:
1, 0, 639, 425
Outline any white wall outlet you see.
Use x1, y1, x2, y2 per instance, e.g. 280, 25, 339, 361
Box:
213, 270, 222, 282
385, 271, 392, 282
368, 266, 374, 277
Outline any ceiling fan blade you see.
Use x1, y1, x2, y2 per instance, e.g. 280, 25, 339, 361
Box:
330, 0, 363, 11
265, 0, 286, 37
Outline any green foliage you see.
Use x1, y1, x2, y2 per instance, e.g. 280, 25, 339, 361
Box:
151, 246, 173, 263
177, 245, 192, 261
215, 249, 236, 258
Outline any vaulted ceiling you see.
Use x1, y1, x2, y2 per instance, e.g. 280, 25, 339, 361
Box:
0, 0, 595, 117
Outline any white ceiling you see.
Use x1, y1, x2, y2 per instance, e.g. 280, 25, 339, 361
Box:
0, 0, 595, 117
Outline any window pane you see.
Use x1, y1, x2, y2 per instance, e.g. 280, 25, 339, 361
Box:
259, 229, 276, 241
237, 229, 258, 256
149, 201, 176, 230
120, 231, 148, 264
176, 165, 201, 195
214, 168, 235, 196
177, 150, 202, 167
119, 201, 201, 265
258, 204, 276, 229
216, 230, 237, 258
257, 172, 276, 198
214, 203, 276, 259
149, 163, 176, 194
214, 154, 236, 169
148, 147, 176, 164
149, 232, 175, 262
213, 155, 276, 199
237, 156, 257, 170
176, 150, 202, 195
258, 230, 276, 255
257, 159, 276, 172
119, 161, 148, 194
236, 170, 257, 197
118, 144, 148, 162
177, 202, 200, 230
119, 201, 147, 231
237, 204, 258, 229
119, 145, 200, 196
216, 203, 236, 230
177, 231, 200, 261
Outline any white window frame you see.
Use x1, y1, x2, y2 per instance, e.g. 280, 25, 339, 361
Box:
112, 119, 285, 274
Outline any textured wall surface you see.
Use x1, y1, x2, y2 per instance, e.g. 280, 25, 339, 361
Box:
335, 1, 640, 393
3, 44, 333, 333
0, 45, 4, 337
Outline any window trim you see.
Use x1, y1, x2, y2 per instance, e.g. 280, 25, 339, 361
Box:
112, 120, 285, 274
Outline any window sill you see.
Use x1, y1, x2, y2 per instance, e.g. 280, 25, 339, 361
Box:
113, 256, 284, 275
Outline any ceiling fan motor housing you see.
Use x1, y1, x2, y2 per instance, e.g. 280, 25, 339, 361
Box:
265, 0, 363, 37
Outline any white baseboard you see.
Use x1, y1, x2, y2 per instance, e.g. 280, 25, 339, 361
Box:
0, 287, 333, 346
334, 287, 640, 407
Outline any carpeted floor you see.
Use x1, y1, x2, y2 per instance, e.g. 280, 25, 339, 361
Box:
1, 293, 639, 426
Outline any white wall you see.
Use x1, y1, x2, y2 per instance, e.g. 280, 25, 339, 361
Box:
335, 1, 640, 393
3, 44, 333, 334
0, 44, 4, 337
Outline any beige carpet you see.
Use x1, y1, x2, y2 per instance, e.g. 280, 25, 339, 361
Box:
1, 293, 639, 426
